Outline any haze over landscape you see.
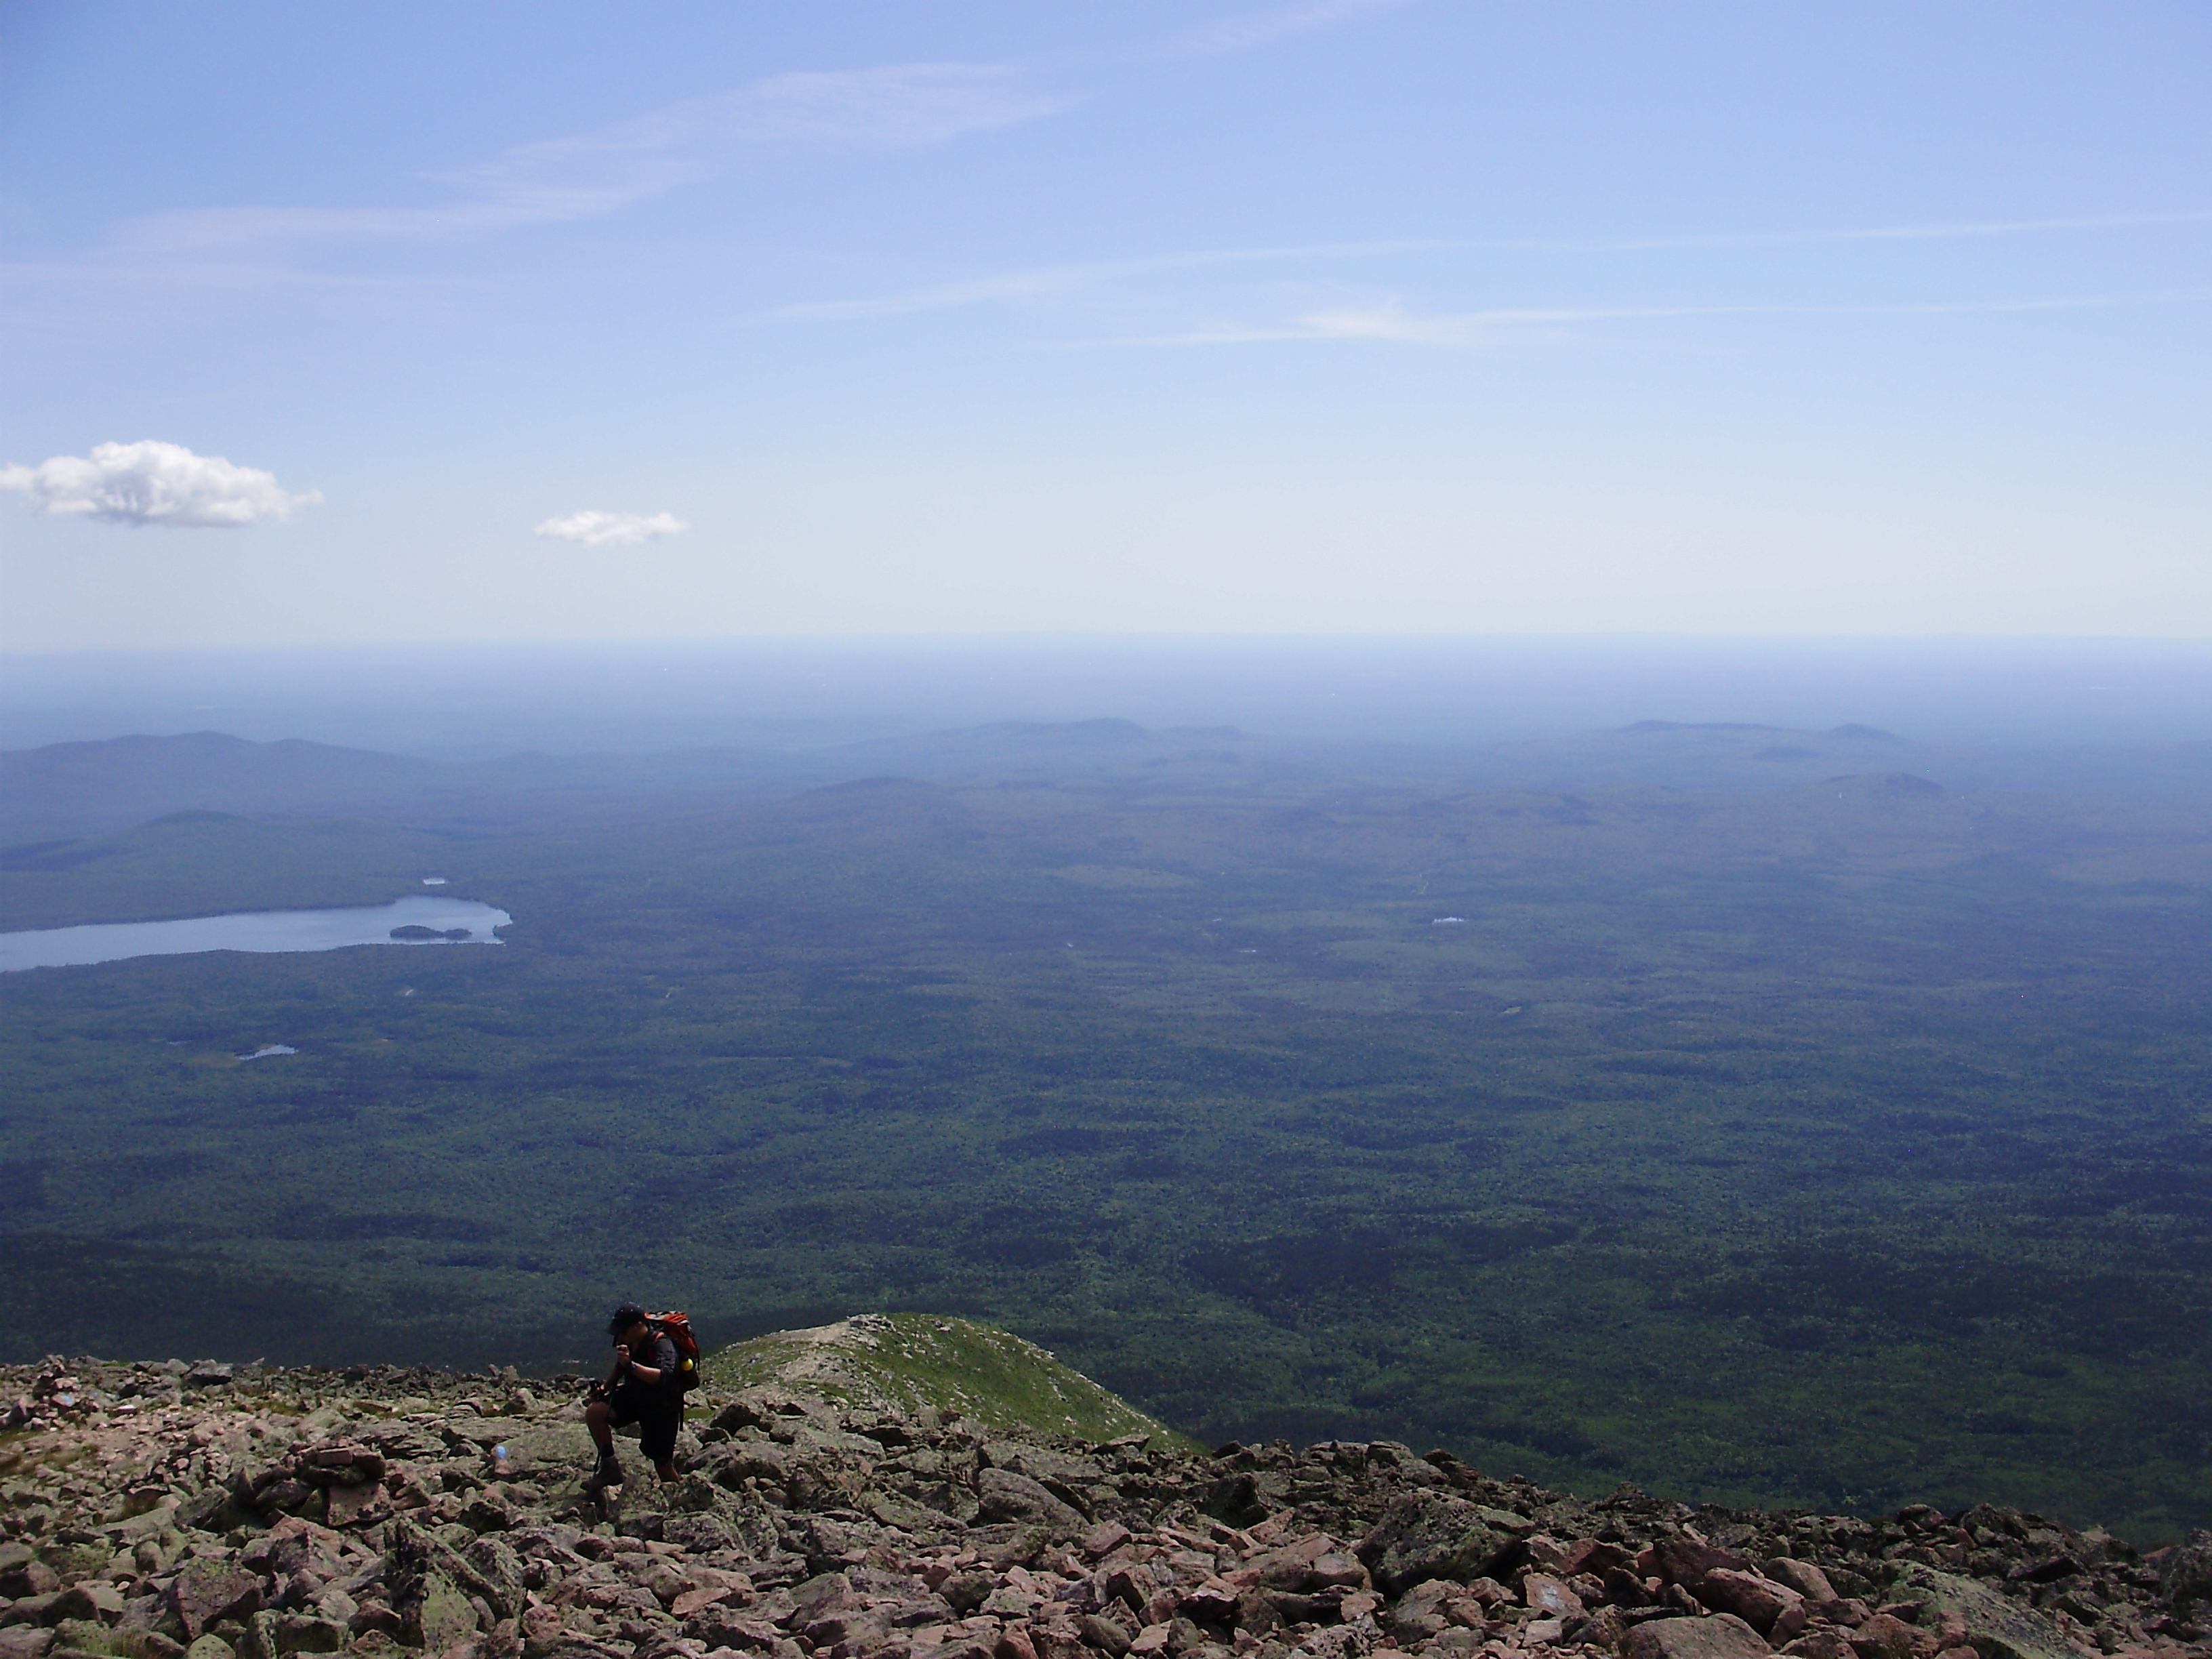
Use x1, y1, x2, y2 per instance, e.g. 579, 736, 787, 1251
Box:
3, 1, 2212, 1620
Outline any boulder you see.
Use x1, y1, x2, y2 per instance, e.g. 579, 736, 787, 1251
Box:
705, 1439, 790, 1490
800, 1606, 890, 1651
52, 1623, 188, 1659
1624, 1613, 1774, 1659
1696, 1570, 1804, 1637
942, 1572, 997, 1618
1200, 1475, 1268, 1530
1654, 1535, 1754, 1587
1888, 1569, 2091, 1659
679, 1612, 780, 1653
45, 1586, 126, 1627
975, 1469, 1083, 1532
478, 1423, 596, 1480
464, 1536, 528, 1618
1077, 1614, 1132, 1656
291, 1445, 383, 1488
1606, 1566, 1657, 1607
658, 1513, 750, 1557
2158, 1531, 2212, 1616
1765, 1561, 1838, 1604
1575, 1605, 1631, 1652
269, 1618, 346, 1658
1780, 1632, 1856, 1659
1563, 1541, 1639, 1579
1174, 1579, 1238, 1627
167, 1568, 264, 1644
1523, 1574, 1585, 1617
1845, 1613, 1923, 1659
396, 1573, 477, 1653
0, 1561, 62, 1600
1354, 1494, 1515, 1595
384, 1514, 523, 1623
1250, 1534, 1353, 1593
7, 1594, 66, 1627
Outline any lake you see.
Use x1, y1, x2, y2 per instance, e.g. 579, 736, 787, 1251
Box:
0, 896, 512, 972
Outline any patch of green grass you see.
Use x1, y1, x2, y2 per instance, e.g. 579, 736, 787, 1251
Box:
708, 1313, 1195, 1448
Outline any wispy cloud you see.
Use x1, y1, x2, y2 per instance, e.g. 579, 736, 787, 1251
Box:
535, 510, 689, 548
0, 441, 321, 527
1067, 287, 2212, 350
761, 211, 2212, 333
117, 64, 1069, 254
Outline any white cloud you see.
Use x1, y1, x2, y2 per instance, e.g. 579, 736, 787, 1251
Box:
121, 64, 1068, 254
0, 440, 321, 527
534, 510, 689, 548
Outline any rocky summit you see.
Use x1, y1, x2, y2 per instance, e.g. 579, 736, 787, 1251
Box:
3, 1319, 2209, 1659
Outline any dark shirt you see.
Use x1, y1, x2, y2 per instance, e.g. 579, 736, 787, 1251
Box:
623, 1332, 682, 1399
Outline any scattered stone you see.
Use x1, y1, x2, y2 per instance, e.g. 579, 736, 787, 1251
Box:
0, 1352, 2198, 1659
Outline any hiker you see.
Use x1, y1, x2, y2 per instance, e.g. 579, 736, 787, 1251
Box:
583, 1302, 684, 1491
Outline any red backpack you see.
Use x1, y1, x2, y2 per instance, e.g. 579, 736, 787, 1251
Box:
650, 1311, 702, 1391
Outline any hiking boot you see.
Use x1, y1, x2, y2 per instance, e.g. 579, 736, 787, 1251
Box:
581, 1452, 623, 1493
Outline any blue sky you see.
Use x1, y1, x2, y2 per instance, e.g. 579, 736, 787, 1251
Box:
2, 1, 2207, 649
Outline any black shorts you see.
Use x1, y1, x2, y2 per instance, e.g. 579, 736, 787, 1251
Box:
607, 1385, 684, 1463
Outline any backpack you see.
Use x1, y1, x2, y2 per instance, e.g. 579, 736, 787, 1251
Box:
649, 1311, 702, 1392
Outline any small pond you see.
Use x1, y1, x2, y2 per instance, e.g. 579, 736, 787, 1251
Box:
0, 896, 512, 973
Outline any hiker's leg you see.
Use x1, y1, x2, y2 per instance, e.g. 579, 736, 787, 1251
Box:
583, 1397, 626, 1491
640, 1408, 681, 1485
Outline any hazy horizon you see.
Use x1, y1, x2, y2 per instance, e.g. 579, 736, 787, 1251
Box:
7, 634, 2212, 758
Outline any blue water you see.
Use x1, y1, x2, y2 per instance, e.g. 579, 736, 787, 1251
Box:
0, 896, 511, 972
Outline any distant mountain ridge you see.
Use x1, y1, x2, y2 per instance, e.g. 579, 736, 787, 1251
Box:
0, 733, 457, 845
7, 716, 2209, 851
1618, 722, 1903, 741
0, 723, 1269, 846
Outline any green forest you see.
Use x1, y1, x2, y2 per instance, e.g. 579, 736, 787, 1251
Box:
3, 730, 2209, 1541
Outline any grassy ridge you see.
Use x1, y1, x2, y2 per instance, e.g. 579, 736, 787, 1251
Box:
707, 1312, 1191, 1446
